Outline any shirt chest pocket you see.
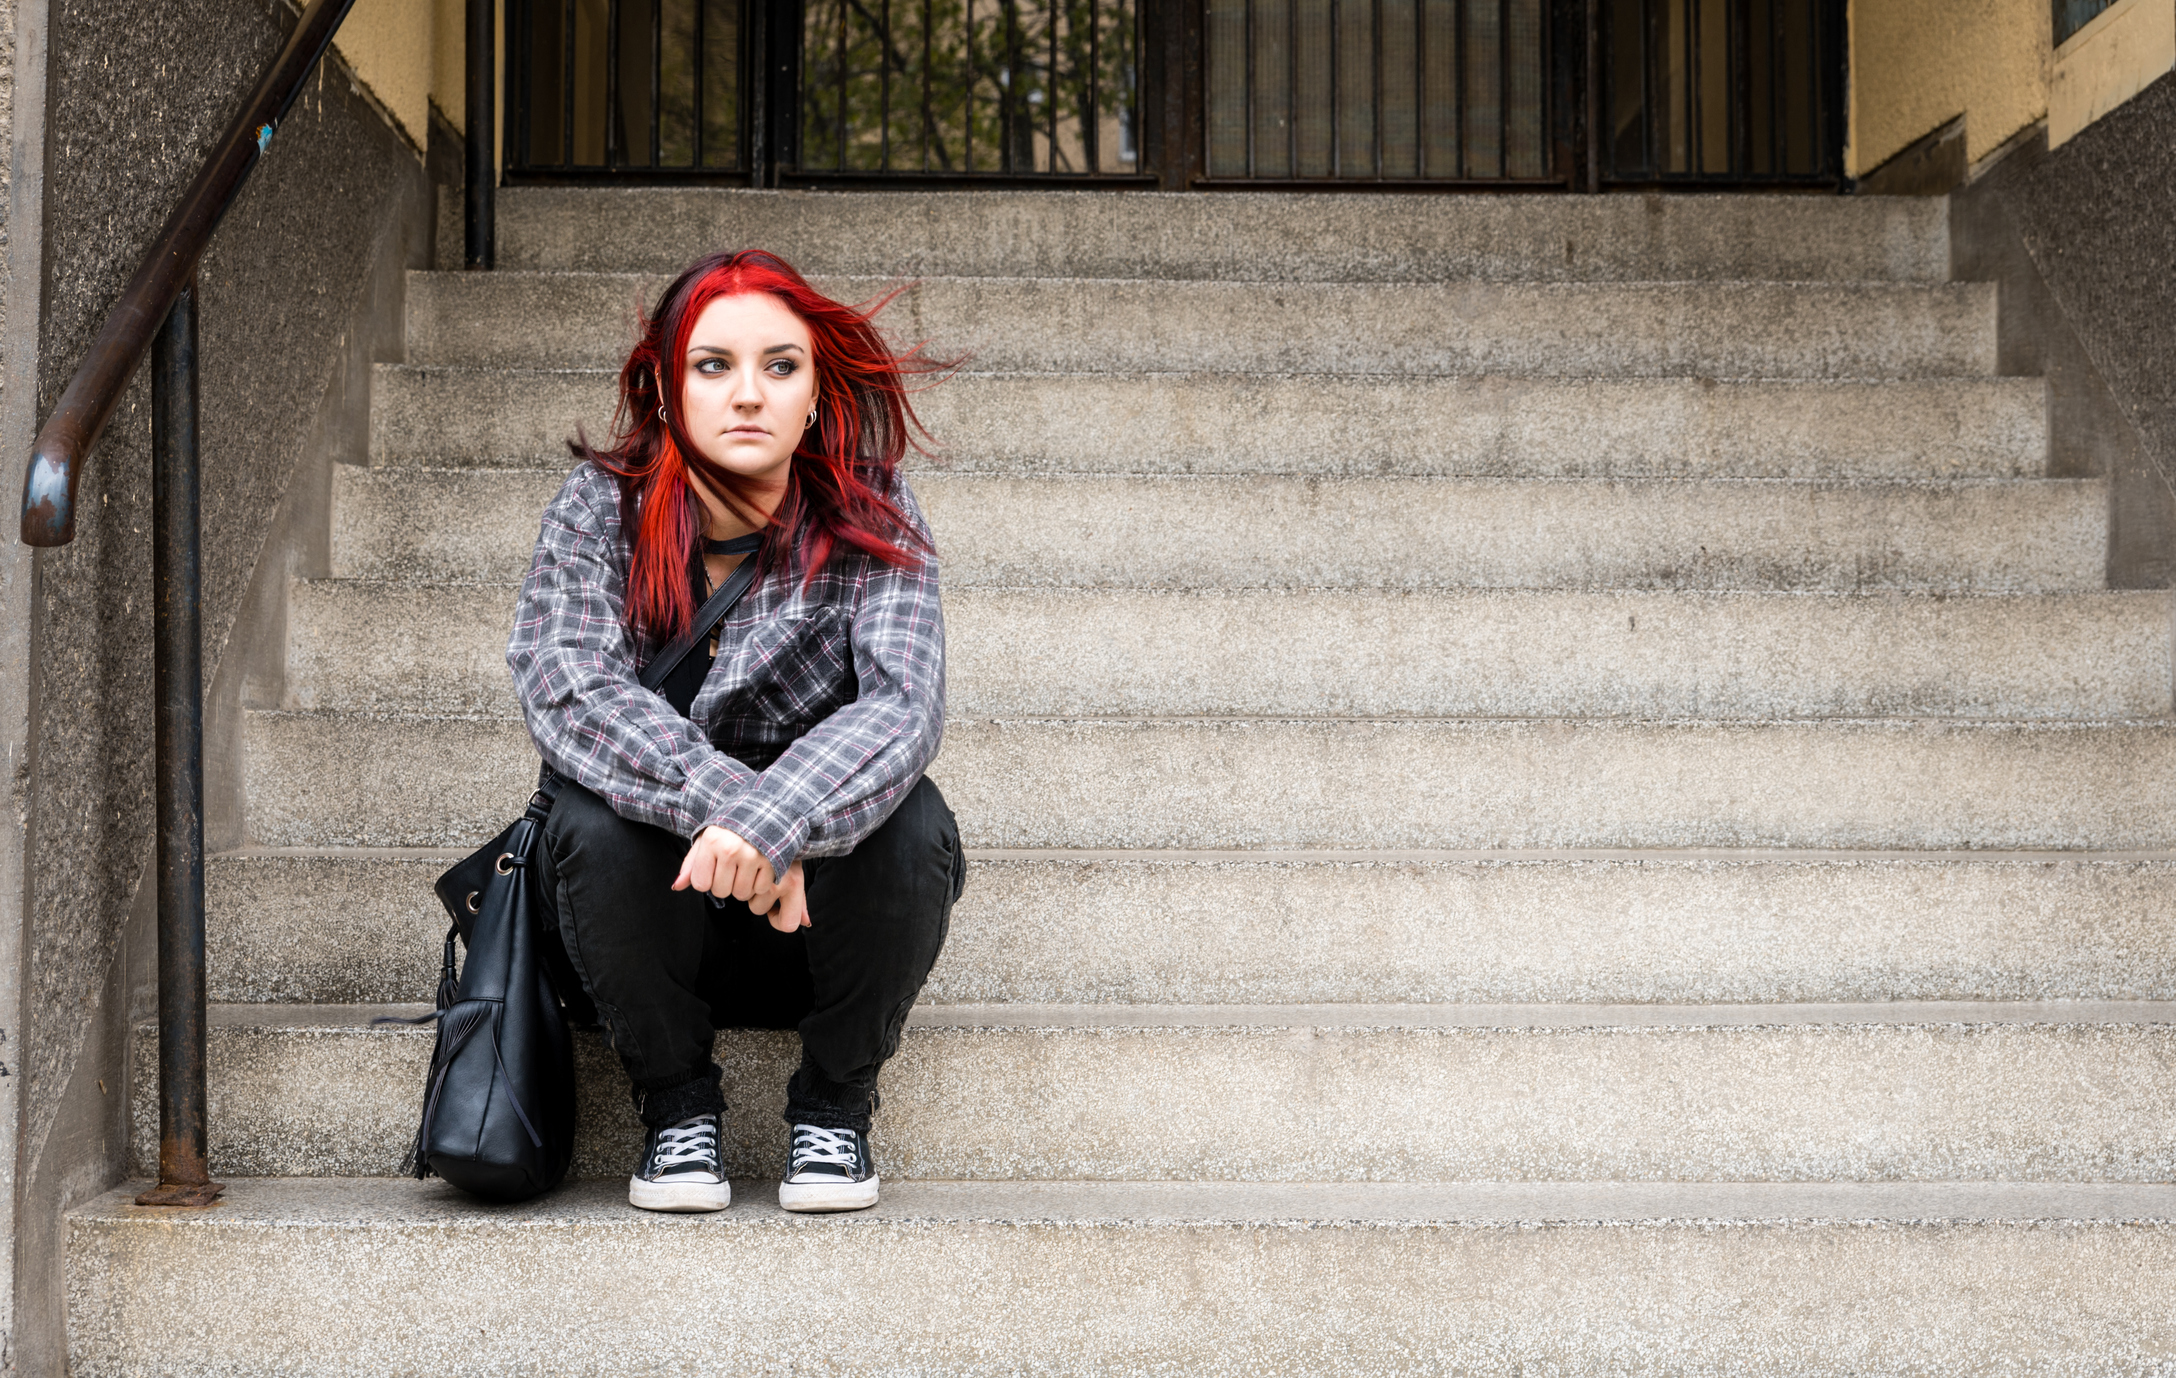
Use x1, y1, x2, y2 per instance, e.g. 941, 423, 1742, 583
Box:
725, 608, 856, 725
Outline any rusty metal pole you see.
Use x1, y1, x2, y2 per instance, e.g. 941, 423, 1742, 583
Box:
136, 279, 222, 1209
464, 0, 494, 269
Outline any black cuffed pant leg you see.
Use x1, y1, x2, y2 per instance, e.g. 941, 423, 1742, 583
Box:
537, 782, 727, 1129
786, 776, 962, 1134
535, 777, 963, 1136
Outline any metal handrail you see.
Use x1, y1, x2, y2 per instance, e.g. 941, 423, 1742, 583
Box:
16, 0, 362, 548
16, 0, 375, 1212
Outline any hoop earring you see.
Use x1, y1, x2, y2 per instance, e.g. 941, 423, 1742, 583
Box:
806, 406, 818, 427
657, 405, 670, 425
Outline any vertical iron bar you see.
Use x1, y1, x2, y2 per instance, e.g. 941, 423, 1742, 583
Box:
1725, 0, 1741, 175
921, 0, 933, 167
1328, 0, 1339, 174
1415, 0, 1425, 177
563, 0, 580, 165
693, 0, 706, 165
1643, 0, 1657, 172
652, 0, 663, 165
518, 0, 535, 173
607, 0, 622, 163
1244, 0, 1254, 176
1048, 0, 1058, 169
880, 0, 893, 168
467, 0, 496, 267
1288, 0, 1298, 176
1452, 0, 1464, 176
1497, 0, 1508, 174
836, 0, 848, 168
1808, 0, 1821, 175
135, 280, 220, 1211
965, 0, 975, 169
1005, 0, 1020, 170
1086, 0, 1101, 170
1370, 0, 1381, 175
1765, 0, 1779, 173
1685, 0, 1697, 172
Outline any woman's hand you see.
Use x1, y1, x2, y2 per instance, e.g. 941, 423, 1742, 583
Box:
753, 861, 809, 933
673, 826, 775, 902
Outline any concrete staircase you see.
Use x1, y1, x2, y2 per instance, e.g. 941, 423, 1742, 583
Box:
69, 190, 2176, 1373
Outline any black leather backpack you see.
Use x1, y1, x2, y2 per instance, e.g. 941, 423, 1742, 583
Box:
398, 534, 763, 1202
410, 787, 578, 1201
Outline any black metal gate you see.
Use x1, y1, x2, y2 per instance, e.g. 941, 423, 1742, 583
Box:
503, 0, 1843, 188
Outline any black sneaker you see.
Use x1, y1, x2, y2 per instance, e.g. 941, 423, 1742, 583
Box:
628, 1113, 731, 1213
778, 1124, 879, 1212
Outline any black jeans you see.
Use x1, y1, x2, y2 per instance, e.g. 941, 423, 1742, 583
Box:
536, 776, 963, 1135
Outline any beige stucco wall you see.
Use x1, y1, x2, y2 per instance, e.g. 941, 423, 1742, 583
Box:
330, 0, 466, 148
2051, 0, 2176, 146
1848, 0, 2052, 175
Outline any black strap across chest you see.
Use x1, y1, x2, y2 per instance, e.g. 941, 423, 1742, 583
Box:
639, 533, 762, 694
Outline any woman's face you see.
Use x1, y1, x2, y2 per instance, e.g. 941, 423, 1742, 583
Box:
677, 291, 818, 487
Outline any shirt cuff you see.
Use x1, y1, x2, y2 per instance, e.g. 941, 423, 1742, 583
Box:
680, 750, 758, 838
702, 790, 811, 879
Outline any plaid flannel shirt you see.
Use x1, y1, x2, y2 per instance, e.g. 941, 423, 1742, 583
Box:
507, 461, 945, 877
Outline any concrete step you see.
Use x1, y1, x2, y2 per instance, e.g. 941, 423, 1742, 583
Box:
241, 713, 2176, 852
329, 467, 2109, 593
68, 1177, 2176, 1377
132, 1001, 2176, 1181
372, 366, 2050, 480
207, 849, 2176, 1007
287, 580, 2175, 721
403, 272, 1999, 377
494, 185, 1952, 281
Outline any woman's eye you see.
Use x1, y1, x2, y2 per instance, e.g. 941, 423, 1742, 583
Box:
695, 359, 725, 375
767, 360, 797, 376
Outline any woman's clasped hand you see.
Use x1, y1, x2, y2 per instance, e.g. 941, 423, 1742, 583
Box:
671, 825, 810, 932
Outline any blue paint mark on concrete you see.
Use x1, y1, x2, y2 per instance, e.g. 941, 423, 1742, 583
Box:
257, 122, 276, 154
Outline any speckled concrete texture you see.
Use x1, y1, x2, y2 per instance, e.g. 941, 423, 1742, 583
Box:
371, 367, 2050, 479
18, 0, 430, 1366
207, 851, 2176, 1007
329, 466, 2110, 591
241, 712, 2176, 851
286, 580, 2172, 720
493, 186, 1953, 281
130, 1002, 2176, 1181
405, 272, 2000, 377
62, 1178, 2176, 1376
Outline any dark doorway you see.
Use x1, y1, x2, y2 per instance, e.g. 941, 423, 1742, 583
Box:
503, 0, 1844, 188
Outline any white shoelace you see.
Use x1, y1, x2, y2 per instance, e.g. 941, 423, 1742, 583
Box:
651, 1116, 720, 1175
789, 1124, 859, 1174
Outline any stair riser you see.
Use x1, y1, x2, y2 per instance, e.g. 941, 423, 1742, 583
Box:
331, 468, 2111, 593
288, 582, 2175, 720
371, 369, 2051, 481
133, 1019, 2176, 1181
404, 274, 2000, 377
243, 715, 2176, 852
496, 185, 1953, 280
207, 854, 2176, 1008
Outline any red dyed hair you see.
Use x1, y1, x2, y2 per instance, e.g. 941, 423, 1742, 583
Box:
574, 249, 945, 648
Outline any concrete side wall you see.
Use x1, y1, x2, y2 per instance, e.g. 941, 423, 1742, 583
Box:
1951, 68, 2176, 588
5, 0, 431, 1369
0, 0, 33, 1365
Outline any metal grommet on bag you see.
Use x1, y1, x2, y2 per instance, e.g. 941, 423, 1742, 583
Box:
494, 853, 516, 875
465, 890, 481, 914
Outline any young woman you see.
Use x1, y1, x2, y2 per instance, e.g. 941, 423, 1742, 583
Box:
507, 249, 961, 1215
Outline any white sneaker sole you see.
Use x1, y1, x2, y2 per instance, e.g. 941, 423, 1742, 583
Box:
778, 1174, 881, 1213
628, 1175, 732, 1213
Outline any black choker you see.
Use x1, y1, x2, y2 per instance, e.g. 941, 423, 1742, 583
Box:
703, 534, 761, 556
